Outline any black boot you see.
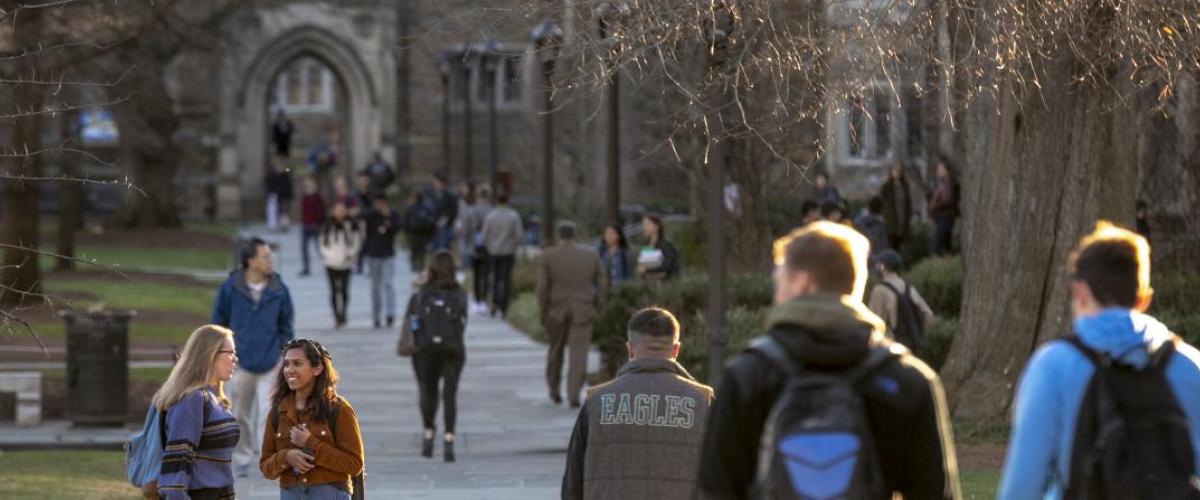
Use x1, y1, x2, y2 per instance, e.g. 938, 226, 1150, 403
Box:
444, 438, 455, 463
421, 431, 434, 459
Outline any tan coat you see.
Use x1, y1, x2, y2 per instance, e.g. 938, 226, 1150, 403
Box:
537, 242, 607, 324
867, 274, 935, 335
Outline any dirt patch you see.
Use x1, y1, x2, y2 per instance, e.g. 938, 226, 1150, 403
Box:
76, 227, 232, 251
0, 376, 160, 425
958, 444, 1006, 470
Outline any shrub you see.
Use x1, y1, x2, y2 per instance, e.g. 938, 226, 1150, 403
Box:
510, 256, 538, 297
899, 220, 933, 270
922, 317, 958, 371
1149, 273, 1200, 319
680, 307, 768, 382
905, 256, 962, 318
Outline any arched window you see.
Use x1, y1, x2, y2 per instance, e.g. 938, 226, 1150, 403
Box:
272, 57, 334, 113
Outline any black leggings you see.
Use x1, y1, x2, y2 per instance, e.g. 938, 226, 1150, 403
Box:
412, 348, 466, 434
326, 268, 350, 322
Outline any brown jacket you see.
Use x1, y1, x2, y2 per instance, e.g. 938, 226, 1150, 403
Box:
867, 274, 935, 335
260, 394, 364, 493
537, 242, 607, 324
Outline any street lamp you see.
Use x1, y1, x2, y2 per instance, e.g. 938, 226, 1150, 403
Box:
706, 0, 737, 387
483, 39, 504, 195
438, 50, 453, 179
531, 19, 563, 247
598, 1, 630, 227
460, 44, 474, 183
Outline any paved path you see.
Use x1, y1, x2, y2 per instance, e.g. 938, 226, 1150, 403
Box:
234, 227, 590, 499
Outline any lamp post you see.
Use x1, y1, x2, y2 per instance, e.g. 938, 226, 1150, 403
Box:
483, 39, 503, 195
438, 50, 452, 179
461, 45, 474, 183
706, 0, 737, 387
531, 20, 563, 247
598, 1, 630, 227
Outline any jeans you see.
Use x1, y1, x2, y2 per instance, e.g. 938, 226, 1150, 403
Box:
280, 483, 350, 500
471, 246, 490, 304
432, 225, 454, 251
227, 366, 277, 467
412, 347, 466, 433
300, 227, 319, 274
932, 215, 956, 256
326, 268, 350, 324
489, 254, 515, 316
365, 256, 396, 321
266, 194, 279, 230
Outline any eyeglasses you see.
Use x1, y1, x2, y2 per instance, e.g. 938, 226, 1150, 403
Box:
216, 350, 237, 359
284, 338, 332, 359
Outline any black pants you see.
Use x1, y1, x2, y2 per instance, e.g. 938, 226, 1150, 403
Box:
932, 215, 956, 256
326, 268, 350, 323
408, 233, 431, 272
412, 347, 466, 433
300, 227, 319, 274
489, 254, 515, 316
472, 246, 490, 304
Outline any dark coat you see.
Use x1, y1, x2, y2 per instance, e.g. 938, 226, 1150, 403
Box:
210, 271, 294, 374
880, 176, 912, 238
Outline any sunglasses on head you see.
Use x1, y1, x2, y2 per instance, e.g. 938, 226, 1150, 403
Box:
284, 338, 332, 360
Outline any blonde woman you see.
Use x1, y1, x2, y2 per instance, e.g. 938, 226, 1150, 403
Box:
153, 325, 241, 500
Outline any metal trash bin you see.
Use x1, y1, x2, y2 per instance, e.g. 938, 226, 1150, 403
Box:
62, 309, 136, 426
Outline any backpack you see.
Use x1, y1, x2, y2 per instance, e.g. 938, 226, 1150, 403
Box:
126, 404, 166, 491
880, 282, 925, 354
749, 336, 897, 500
1063, 336, 1200, 500
407, 204, 437, 234
270, 398, 366, 500
410, 289, 467, 350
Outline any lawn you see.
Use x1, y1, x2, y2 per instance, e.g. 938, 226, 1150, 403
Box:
47, 279, 215, 317
41, 245, 229, 272
28, 366, 174, 384
24, 321, 196, 345
962, 468, 1001, 498
0, 450, 140, 500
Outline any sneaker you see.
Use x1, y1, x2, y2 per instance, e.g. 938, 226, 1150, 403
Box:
386, 316, 395, 328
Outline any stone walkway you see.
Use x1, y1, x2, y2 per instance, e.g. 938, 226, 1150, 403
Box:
234, 227, 589, 499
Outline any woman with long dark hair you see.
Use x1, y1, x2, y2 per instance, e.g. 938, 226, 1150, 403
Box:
927, 159, 960, 256
260, 339, 364, 500
401, 250, 469, 462
318, 201, 363, 328
597, 223, 632, 291
636, 214, 681, 281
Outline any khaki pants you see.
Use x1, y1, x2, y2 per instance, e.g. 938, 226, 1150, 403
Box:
227, 365, 277, 467
545, 310, 594, 404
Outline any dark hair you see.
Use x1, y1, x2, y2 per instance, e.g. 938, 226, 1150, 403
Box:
1068, 221, 1150, 309
372, 193, 389, 204
627, 307, 680, 344
604, 223, 628, 249
644, 214, 665, 243
497, 193, 510, 204
240, 237, 269, 270
1136, 200, 1148, 211
433, 173, 448, 184
425, 250, 459, 290
816, 172, 829, 181
558, 222, 577, 240
272, 339, 340, 424
801, 200, 819, 215
868, 196, 884, 214
819, 201, 841, 218
774, 222, 863, 296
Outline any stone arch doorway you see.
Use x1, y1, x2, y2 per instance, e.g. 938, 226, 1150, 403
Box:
235, 26, 380, 215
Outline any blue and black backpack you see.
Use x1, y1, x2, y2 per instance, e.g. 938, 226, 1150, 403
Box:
750, 336, 898, 500
126, 403, 166, 493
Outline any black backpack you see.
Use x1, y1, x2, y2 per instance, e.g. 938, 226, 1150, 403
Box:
406, 204, 437, 234
411, 288, 467, 350
880, 282, 925, 354
1063, 336, 1200, 500
269, 398, 366, 500
749, 336, 898, 500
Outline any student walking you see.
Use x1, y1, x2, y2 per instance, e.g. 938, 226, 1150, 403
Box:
403, 192, 438, 273
928, 159, 960, 256
880, 163, 913, 250
260, 339, 365, 500
635, 214, 680, 281
428, 174, 459, 251
363, 194, 402, 329
562, 307, 713, 500
481, 193, 524, 318
697, 221, 961, 499
998, 221, 1200, 499
597, 223, 632, 292
318, 201, 364, 328
299, 177, 326, 277
461, 186, 494, 313
399, 251, 469, 462
867, 249, 935, 354
265, 158, 293, 232
212, 237, 295, 477
538, 223, 607, 407
152, 325, 240, 500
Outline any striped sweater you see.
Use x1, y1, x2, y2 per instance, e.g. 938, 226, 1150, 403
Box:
159, 387, 239, 499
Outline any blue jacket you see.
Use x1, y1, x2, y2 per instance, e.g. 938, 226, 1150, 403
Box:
210, 270, 294, 374
999, 309, 1200, 499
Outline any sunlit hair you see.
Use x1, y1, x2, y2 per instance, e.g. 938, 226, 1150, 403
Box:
272, 339, 340, 424
152, 325, 233, 411
1068, 220, 1153, 309
772, 221, 870, 301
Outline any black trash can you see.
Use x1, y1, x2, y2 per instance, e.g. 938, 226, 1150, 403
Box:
62, 309, 136, 426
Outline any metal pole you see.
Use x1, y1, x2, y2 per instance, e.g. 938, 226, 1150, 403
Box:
706, 91, 729, 387
541, 61, 555, 247
489, 55, 499, 195
441, 72, 451, 179
605, 68, 620, 225
462, 52, 474, 183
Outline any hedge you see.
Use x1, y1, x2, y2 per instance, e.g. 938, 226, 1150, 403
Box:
904, 256, 962, 318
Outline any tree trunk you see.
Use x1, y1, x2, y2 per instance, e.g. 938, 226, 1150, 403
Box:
112, 60, 182, 228
941, 53, 1143, 420
57, 110, 83, 271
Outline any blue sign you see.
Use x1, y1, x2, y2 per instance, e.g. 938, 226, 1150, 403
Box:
79, 109, 118, 145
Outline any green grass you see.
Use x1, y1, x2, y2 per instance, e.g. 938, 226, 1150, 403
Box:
185, 222, 238, 239
0, 450, 139, 499
23, 321, 196, 344
40, 245, 230, 272
31, 366, 174, 384
954, 421, 1011, 446
47, 280, 214, 317
507, 292, 547, 344
962, 469, 1001, 499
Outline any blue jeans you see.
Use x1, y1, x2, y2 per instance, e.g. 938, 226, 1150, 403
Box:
301, 227, 319, 274
280, 483, 350, 500
366, 256, 396, 321
432, 225, 454, 251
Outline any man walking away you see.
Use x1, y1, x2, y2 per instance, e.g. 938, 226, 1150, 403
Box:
211, 237, 294, 477
462, 186, 495, 314
404, 191, 438, 272
429, 174, 459, 251
562, 307, 713, 500
298, 176, 325, 277
482, 193, 524, 318
999, 221, 1200, 500
855, 196, 891, 258
697, 221, 961, 499
263, 158, 289, 232
363, 194, 402, 329
271, 111, 294, 158
538, 223, 607, 407
363, 151, 396, 194
867, 249, 934, 355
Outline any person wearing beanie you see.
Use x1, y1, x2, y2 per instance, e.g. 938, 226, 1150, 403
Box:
867, 249, 935, 353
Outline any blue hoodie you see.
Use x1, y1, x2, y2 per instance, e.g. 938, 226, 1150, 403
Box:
998, 309, 1200, 499
210, 270, 294, 374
